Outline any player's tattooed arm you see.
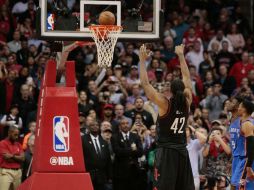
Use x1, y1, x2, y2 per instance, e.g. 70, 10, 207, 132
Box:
241, 121, 254, 180
139, 44, 168, 116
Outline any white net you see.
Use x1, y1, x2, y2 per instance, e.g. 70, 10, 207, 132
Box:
89, 26, 122, 68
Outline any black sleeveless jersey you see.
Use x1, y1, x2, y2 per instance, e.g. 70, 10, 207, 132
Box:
156, 98, 189, 151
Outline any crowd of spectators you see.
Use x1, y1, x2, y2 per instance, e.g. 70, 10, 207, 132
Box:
0, 0, 254, 190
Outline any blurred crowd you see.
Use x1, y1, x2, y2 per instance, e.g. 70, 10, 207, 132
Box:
0, 0, 254, 190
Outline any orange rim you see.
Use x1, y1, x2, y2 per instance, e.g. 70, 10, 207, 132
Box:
89, 25, 122, 30
89, 25, 122, 39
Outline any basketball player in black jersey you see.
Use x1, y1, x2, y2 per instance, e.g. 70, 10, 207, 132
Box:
139, 44, 194, 190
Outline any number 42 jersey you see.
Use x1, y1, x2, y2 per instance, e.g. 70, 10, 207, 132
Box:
156, 99, 189, 153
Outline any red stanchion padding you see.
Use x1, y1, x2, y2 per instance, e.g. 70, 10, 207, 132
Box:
31, 60, 54, 172
44, 59, 57, 87
65, 61, 76, 87
18, 60, 93, 190
18, 173, 93, 190
33, 87, 85, 172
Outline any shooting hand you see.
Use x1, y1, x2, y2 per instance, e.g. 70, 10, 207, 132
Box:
175, 44, 185, 56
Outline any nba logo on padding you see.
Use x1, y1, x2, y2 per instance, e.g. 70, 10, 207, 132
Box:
53, 116, 69, 152
47, 13, 55, 30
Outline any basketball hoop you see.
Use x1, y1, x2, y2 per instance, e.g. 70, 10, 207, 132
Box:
89, 25, 122, 68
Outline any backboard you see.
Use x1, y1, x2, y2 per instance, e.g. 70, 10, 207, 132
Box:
38, 0, 163, 41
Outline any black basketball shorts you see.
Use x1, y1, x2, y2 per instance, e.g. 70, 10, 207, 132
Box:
153, 148, 195, 190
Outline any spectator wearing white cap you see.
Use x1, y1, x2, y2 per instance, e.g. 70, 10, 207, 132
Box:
113, 64, 123, 80
126, 65, 140, 85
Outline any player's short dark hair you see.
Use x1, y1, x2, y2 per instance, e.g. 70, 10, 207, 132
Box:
241, 99, 254, 115
233, 96, 243, 104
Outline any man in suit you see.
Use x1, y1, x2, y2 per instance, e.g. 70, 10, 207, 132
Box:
81, 121, 112, 190
111, 118, 143, 190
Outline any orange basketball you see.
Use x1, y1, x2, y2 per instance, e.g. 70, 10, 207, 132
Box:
98, 11, 115, 25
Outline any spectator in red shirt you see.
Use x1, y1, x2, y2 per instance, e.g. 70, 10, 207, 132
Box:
202, 22, 215, 46
229, 51, 254, 87
6, 54, 22, 73
0, 126, 25, 190
0, 5, 10, 42
0, 70, 19, 114
183, 27, 203, 52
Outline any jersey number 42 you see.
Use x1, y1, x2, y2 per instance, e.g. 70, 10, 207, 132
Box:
170, 117, 185, 134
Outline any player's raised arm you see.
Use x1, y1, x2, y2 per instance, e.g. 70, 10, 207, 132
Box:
241, 121, 254, 179
175, 44, 193, 106
139, 44, 168, 115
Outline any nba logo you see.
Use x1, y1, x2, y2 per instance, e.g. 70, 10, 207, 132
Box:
53, 116, 70, 152
47, 13, 55, 30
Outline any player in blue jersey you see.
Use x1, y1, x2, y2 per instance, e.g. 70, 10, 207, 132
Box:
228, 96, 243, 189
231, 99, 254, 190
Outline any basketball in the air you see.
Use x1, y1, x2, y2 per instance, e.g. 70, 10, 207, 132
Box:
98, 11, 115, 25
